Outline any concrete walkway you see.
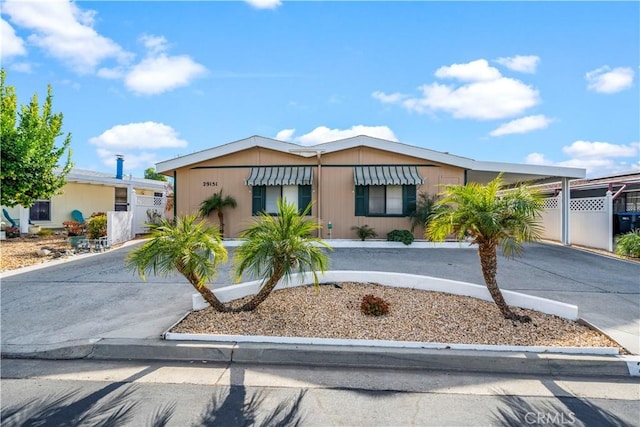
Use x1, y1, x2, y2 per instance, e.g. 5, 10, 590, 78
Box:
1, 240, 638, 376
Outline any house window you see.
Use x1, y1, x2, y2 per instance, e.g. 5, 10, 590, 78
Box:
29, 200, 51, 221
115, 187, 128, 211
355, 185, 416, 217
252, 185, 312, 215
626, 192, 640, 212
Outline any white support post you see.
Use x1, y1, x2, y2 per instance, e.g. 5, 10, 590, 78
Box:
606, 190, 613, 252
561, 177, 571, 246
19, 206, 29, 234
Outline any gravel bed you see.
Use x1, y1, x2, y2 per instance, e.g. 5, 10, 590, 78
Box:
172, 282, 626, 353
0, 235, 71, 272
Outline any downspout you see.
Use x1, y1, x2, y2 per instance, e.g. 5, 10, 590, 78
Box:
317, 152, 322, 238
611, 183, 627, 200
173, 170, 177, 220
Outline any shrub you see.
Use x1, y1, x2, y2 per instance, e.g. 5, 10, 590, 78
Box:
87, 213, 107, 239
63, 221, 85, 236
5, 226, 20, 238
37, 228, 55, 237
386, 229, 414, 245
360, 294, 390, 316
351, 224, 377, 241
616, 230, 640, 258
146, 209, 163, 226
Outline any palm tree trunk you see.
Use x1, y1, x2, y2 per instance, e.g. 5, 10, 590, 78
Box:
477, 240, 517, 320
179, 267, 229, 312
236, 265, 284, 312
218, 211, 224, 236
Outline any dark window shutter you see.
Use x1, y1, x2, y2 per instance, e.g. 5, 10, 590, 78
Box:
403, 185, 417, 216
298, 185, 312, 215
355, 186, 368, 216
252, 186, 266, 215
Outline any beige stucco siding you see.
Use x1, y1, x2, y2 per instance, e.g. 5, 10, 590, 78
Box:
172, 145, 465, 239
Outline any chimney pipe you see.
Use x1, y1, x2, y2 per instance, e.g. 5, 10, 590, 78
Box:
116, 155, 124, 179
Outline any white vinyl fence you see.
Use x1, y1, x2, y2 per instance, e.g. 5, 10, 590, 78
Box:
540, 191, 613, 252
131, 192, 167, 235
107, 211, 134, 246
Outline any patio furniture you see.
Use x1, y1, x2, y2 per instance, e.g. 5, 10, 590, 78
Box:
71, 210, 87, 224
3, 209, 19, 227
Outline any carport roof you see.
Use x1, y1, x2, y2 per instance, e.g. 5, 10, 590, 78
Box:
156, 135, 585, 184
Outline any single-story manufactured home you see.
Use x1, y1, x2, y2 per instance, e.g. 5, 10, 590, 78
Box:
2, 157, 169, 233
156, 135, 585, 242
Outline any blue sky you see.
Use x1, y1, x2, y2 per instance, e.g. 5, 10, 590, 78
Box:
2, 0, 638, 179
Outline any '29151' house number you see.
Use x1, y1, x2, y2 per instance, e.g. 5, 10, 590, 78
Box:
202, 181, 218, 187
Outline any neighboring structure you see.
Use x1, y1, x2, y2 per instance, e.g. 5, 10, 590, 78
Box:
2, 157, 169, 234
156, 135, 585, 241
535, 171, 640, 251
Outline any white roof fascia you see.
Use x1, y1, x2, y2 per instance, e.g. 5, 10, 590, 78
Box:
65, 169, 167, 190
468, 161, 586, 179
155, 134, 585, 180
156, 135, 305, 173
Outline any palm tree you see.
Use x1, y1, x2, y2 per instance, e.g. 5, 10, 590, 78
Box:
409, 193, 437, 232
125, 215, 229, 312
426, 174, 543, 322
199, 189, 237, 237
232, 199, 331, 312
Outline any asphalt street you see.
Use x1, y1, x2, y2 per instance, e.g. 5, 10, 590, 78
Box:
2, 359, 639, 427
1, 241, 638, 354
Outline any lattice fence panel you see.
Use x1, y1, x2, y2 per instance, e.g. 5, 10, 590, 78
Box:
570, 197, 606, 212
542, 197, 559, 209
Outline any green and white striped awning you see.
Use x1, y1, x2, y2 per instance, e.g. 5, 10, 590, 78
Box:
354, 165, 424, 186
245, 166, 313, 186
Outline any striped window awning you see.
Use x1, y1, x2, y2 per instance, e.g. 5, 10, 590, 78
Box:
354, 165, 424, 186
245, 166, 313, 186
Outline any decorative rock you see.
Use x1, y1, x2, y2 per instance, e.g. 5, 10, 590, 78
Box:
37, 249, 52, 257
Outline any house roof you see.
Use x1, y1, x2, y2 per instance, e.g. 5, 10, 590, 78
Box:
65, 168, 168, 191
156, 135, 586, 185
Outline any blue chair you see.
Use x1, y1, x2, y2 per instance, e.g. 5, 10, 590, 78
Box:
3, 208, 20, 227
71, 210, 87, 224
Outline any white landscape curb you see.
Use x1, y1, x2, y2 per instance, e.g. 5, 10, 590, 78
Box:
168, 271, 625, 357
192, 271, 580, 320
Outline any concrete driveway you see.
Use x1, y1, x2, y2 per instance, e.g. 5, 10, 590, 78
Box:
1, 241, 638, 354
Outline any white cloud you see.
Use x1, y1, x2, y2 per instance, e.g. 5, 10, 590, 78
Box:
371, 91, 408, 104
89, 122, 188, 149
125, 53, 207, 96
489, 115, 553, 137
586, 66, 634, 94
434, 59, 501, 82
244, 0, 282, 9
375, 59, 540, 120
280, 125, 398, 146
276, 129, 296, 142
3, 0, 130, 74
524, 152, 553, 166
406, 78, 539, 120
122, 34, 207, 95
0, 18, 26, 59
494, 55, 540, 74
95, 148, 161, 173
562, 140, 639, 159
526, 141, 640, 177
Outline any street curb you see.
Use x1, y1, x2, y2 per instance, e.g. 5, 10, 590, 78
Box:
2, 338, 635, 378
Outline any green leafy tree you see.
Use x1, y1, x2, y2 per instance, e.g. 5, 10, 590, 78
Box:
0, 69, 73, 207
126, 215, 229, 312
426, 174, 543, 322
199, 189, 237, 237
144, 167, 167, 182
233, 199, 331, 311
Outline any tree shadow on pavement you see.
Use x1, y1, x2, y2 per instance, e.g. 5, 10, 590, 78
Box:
196, 365, 306, 427
1, 382, 140, 427
490, 393, 633, 426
